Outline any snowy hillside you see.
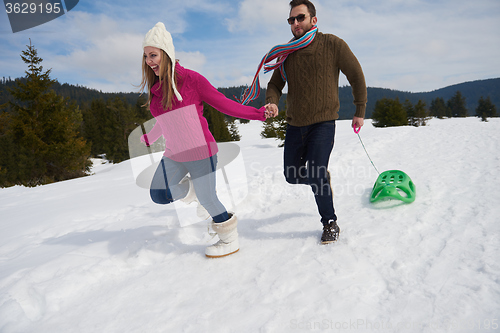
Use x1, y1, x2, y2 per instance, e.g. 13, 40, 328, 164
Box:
1, 118, 499, 332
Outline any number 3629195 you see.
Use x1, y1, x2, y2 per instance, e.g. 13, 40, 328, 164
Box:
5, 2, 62, 14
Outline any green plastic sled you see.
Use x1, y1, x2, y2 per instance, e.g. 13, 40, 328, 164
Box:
370, 170, 416, 203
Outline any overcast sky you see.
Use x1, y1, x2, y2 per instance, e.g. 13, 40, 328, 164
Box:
1, 0, 499, 93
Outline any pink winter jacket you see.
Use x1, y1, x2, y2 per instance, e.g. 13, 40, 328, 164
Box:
142, 64, 266, 162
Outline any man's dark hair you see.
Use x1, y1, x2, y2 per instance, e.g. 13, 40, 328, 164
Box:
289, 0, 316, 17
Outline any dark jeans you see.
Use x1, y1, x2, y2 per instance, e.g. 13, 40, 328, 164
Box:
284, 120, 337, 224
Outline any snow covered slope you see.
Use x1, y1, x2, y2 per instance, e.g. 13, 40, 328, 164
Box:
1, 118, 499, 332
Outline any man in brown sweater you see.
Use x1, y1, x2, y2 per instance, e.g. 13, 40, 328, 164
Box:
265, 0, 367, 244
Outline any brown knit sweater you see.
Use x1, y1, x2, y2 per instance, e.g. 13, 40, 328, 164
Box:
266, 32, 367, 127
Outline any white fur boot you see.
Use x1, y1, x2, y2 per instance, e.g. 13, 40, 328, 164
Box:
205, 213, 239, 258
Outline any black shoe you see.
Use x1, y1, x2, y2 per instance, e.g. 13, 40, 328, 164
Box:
321, 220, 340, 244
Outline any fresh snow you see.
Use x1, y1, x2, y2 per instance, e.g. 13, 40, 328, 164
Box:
1, 118, 499, 332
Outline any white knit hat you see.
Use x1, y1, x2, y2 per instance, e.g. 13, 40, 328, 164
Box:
143, 22, 183, 102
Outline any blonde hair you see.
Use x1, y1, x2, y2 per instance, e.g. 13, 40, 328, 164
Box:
139, 50, 178, 110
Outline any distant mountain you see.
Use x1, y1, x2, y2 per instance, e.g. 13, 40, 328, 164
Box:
414, 78, 500, 111
2, 76, 499, 119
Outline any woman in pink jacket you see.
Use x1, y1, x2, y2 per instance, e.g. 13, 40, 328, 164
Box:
139, 22, 273, 258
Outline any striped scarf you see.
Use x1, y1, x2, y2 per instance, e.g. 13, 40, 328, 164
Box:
236, 26, 318, 105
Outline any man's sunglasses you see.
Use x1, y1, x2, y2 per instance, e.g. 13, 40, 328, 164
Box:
287, 14, 309, 25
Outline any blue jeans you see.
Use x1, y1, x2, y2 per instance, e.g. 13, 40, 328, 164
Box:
284, 120, 337, 224
150, 154, 229, 222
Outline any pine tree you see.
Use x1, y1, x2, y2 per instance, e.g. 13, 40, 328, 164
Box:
82, 96, 145, 163
447, 91, 468, 117
82, 98, 106, 158
404, 99, 416, 127
372, 97, 408, 127
476, 96, 497, 122
0, 40, 91, 187
104, 96, 138, 162
203, 103, 234, 142
430, 97, 448, 119
261, 108, 287, 147
0, 112, 15, 184
414, 100, 430, 126
135, 95, 151, 121
227, 119, 241, 141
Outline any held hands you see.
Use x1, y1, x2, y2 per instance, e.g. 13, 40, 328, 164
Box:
264, 103, 279, 119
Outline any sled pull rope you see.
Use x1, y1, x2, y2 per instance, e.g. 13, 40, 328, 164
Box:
353, 126, 380, 175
